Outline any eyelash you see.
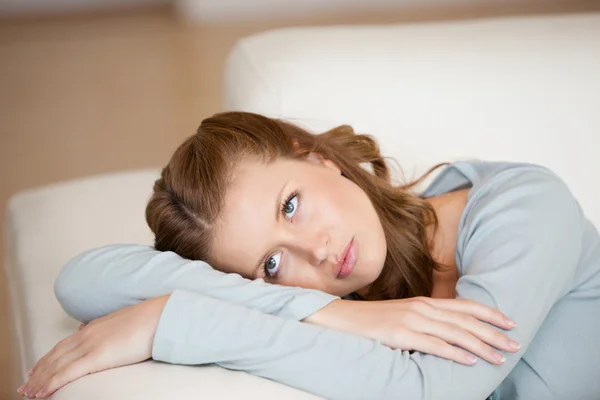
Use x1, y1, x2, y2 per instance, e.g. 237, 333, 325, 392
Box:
280, 190, 299, 217
263, 190, 300, 279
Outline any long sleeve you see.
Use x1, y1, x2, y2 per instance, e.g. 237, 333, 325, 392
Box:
54, 245, 338, 323
151, 167, 585, 400
153, 290, 419, 400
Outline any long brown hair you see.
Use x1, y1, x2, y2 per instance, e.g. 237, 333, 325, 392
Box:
146, 111, 446, 300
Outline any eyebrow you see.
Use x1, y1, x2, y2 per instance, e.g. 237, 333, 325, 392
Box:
251, 181, 288, 279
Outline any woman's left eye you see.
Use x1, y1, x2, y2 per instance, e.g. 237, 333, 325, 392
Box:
282, 193, 298, 220
264, 252, 282, 278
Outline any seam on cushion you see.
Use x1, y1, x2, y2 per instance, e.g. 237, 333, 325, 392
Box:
3, 207, 30, 383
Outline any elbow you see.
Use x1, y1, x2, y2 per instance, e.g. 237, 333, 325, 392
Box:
54, 252, 91, 323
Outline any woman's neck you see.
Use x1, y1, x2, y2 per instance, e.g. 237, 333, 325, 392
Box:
425, 189, 470, 299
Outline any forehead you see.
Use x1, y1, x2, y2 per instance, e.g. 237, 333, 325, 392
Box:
226, 158, 289, 210
210, 158, 291, 274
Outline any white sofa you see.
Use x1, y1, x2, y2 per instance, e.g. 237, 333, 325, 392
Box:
5, 12, 600, 400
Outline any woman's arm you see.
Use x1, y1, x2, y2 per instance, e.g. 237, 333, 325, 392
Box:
46, 167, 582, 400
154, 290, 423, 399
24, 290, 516, 399
150, 167, 584, 400
54, 244, 338, 323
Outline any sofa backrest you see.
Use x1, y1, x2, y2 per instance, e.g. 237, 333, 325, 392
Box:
224, 13, 600, 227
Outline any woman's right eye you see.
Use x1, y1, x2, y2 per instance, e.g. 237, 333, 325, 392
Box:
264, 252, 282, 277
283, 194, 298, 220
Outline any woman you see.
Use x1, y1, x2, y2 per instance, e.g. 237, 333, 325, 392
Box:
19, 112, 600, 399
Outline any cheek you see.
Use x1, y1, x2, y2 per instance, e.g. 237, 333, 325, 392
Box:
333, 179, 371, 220
339, 182, 387, 278
316, 175, 356, 216
364, 226, 387, 283
281, 267, 328, 292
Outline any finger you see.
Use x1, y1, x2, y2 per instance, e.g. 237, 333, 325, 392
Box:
20, 350, 61, 396
28, 335, 78, 378
26, 345, 85, 399
414, 316, 506, 365
449, 313, 520, 353
28, 337, 78, 384
79, 324, 85, 331
403, 331, 478, 366
419, 306, 521, 354
423, 297, 516, 330
35, 355, 97, 399
20, 335, 81, 397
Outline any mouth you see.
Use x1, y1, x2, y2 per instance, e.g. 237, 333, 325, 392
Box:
335, 237, 358, 279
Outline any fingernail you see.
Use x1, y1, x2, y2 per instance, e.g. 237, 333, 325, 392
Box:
35, 390, 45, 398
25, 388, 34, 397
508, 339, 521, 351
28, 368, 33, 376
505, 318, 516, 327
494, 353, 506, 364
17, 385, 24, 393
466, 355, 477, 364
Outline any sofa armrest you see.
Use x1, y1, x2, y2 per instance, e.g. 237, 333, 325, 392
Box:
4, 169, 319, 399
51, 362, 319, 400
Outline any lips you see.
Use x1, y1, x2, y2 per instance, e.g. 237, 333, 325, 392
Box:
335, 238, 357, 279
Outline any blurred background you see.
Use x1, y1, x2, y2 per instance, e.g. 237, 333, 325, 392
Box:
1, 0, 599, 397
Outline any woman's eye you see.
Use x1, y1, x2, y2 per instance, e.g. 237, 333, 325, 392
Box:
283, 194, 298, 220
264, 252, 282, 277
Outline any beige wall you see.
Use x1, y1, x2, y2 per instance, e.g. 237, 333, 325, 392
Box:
1, 2, 599, 398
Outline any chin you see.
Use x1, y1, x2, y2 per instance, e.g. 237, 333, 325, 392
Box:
329, 284, 359, 298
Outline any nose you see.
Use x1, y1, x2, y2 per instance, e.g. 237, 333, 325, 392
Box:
291, 232, 330, 266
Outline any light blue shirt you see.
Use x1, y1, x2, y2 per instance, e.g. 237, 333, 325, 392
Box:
55, 161, 600, 400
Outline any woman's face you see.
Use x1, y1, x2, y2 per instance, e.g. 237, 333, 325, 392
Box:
210, 154, 387, 297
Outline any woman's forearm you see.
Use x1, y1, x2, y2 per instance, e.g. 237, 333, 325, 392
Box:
55, 244, 338, 323
153, 290, 420, 400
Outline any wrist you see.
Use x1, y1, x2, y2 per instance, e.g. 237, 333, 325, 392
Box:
303, 299, 355, 332
142, 295, 171, 357
143, 295, 170, 330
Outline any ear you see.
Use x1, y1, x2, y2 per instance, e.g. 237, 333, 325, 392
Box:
292, 139, 301, 152
305, 152, 342, 174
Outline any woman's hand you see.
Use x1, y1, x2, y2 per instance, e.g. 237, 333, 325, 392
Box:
17, 295, 170, 399
305, 297, 520, 366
